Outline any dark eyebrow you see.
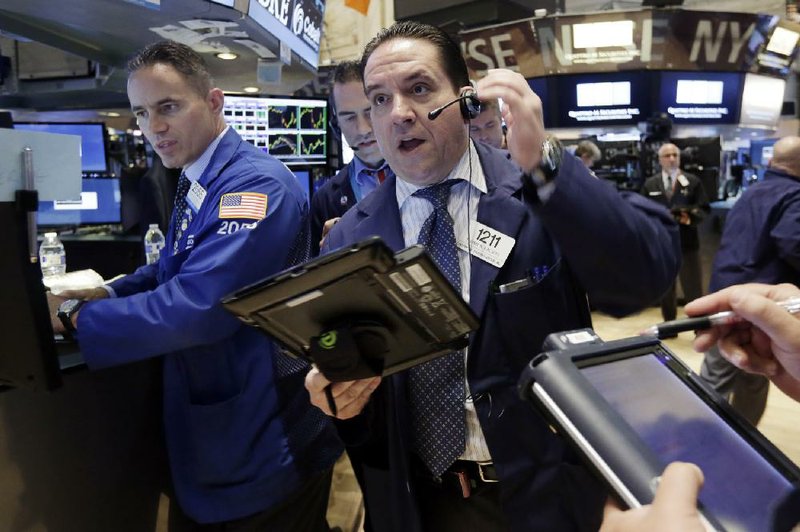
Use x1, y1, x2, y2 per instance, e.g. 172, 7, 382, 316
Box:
364, 70, 434, 97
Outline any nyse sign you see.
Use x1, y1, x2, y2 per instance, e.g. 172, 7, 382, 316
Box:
459, 10, 798, 79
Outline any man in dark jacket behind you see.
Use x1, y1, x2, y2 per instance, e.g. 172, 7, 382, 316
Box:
310, 60, 391, 255
700, 136, 800, 425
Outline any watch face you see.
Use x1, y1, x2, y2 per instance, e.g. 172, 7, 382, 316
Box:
60, 299, 82, 315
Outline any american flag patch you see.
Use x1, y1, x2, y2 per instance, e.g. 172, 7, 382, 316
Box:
218, 192, 268, 220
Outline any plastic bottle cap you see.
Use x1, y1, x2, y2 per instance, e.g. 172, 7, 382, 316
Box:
45, 232, 56, 238
149, 224, 159, 229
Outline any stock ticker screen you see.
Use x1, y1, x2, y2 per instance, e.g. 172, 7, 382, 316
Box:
223, 95, 327, 166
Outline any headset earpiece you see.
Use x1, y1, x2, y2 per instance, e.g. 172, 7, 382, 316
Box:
459, 89, 482, 120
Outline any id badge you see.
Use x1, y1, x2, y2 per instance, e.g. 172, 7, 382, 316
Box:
456, 220, 515, 268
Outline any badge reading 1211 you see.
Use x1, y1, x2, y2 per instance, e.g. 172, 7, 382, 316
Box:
456, 220, 515, 268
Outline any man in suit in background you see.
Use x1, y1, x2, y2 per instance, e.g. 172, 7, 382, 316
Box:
641, 142, 710, 323
310, 60, 392, 255
305, 21, 680, 532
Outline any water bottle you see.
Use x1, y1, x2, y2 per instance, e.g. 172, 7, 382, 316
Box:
144, 224, 166, 265
39, 232, 66, 278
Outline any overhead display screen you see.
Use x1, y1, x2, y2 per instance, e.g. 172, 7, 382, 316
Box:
657, 71, 743, 124
739, 73, 785, 128
552, 72, 651, 127
223, 95, 327, 166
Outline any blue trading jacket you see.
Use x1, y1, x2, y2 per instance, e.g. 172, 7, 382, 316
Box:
76, 128, 342, 523
711, 167, 800, 291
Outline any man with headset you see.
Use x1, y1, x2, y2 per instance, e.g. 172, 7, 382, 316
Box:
310, 60, 392, 255
305, 21, 680, 531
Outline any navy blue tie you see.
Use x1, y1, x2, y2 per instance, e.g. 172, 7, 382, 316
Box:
172, 173, 191, 254
408, 179, 466, 476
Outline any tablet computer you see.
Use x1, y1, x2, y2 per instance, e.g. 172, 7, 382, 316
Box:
222, 237, 479, 381
518, 331, 800, 532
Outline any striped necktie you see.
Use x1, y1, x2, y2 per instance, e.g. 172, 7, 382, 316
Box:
408, 179, 466, 476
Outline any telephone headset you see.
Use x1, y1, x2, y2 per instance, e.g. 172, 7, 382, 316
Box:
427, 88, 482, 121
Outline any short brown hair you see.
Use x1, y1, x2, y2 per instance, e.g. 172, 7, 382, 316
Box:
128, 40, 213, 97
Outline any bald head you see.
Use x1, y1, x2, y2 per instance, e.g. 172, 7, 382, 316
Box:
769, 136, 800, 177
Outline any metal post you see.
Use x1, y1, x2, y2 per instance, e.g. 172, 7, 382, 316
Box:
22, 146, 37, 263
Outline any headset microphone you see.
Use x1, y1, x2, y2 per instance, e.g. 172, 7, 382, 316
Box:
428, 89, 482, 121
428, 97, 463, 120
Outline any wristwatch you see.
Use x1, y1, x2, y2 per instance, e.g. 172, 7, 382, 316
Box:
529, 135, 563, 187
57, 299, 84, 335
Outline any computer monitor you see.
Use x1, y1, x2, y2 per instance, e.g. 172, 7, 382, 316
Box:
13, 122, 109, 174
223, 95, 328, 166
552, 71, 651, 127
657, 71, 743, 124
37, 177, 122, 227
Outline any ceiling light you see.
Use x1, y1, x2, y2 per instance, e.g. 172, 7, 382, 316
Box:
100, 111, 120, 117
216, 52, 238, 60
242, 86, 260, 93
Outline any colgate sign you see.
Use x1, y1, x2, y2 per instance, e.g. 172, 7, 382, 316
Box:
292, 3, 321, 48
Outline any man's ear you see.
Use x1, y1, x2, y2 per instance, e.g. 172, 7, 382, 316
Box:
207, 88, 225, 115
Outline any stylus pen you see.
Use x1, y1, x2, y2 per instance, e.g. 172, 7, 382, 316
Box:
325, 385, 338, 416
640, 298, 800, 339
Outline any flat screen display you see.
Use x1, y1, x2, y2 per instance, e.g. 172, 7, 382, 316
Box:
582, 353, 795, 532
37, 178, 121, 226
14, 122, 108, 173
657, 71, 743, 124
224, 96, 327, 166
552, 72, 650, 127
739, 73, 785, 128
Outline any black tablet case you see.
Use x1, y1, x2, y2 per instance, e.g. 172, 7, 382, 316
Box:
222, 237, 479, 380
518, 334, 800, 532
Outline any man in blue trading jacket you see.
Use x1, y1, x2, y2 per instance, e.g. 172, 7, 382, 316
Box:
310, 59, 392, 255
700, 135, 800, 425
305, 21, 680, 532
47, 41, 342, 530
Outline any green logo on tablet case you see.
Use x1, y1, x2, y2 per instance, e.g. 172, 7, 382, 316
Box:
319, 331, 337, 349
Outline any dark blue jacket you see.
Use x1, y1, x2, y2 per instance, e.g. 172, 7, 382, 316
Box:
76, 129, 342, 523
641, 170, 710, 251
323, 142, 680, 532
310, 161, 356, 256
711, 167, 800, 291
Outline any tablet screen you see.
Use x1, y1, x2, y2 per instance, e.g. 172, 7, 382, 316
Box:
581, 352, 793, 531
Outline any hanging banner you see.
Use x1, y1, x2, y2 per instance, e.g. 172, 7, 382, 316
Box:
459, 9, 800, 80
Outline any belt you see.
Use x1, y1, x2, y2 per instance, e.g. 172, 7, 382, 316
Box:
415, 459, 499, 498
